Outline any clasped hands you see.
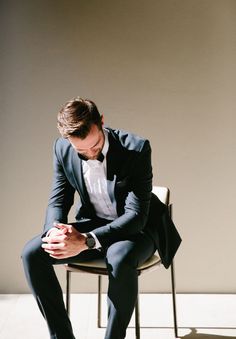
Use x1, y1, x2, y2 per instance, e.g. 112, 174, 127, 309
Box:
42, 223, 88, 259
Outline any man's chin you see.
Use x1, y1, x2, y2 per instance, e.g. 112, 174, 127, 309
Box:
86, 153, 101, 161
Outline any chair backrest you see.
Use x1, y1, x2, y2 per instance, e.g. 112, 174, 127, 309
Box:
152, 186, 169, 205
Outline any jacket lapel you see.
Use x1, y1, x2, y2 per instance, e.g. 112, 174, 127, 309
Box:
71, 150, 91, 206
106, 130, 125, 205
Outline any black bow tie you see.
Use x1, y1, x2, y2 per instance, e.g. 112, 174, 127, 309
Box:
78, 152, 104, 162
97, 152, 105, 162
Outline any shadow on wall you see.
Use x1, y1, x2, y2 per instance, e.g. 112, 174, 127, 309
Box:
181, 328, 236, 339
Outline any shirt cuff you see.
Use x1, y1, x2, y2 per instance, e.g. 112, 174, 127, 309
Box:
90, 232, 102, 249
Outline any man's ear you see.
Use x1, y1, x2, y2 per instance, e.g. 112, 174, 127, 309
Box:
101, 114, 104, 125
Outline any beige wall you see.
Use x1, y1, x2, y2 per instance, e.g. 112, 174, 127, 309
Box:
1, 0, 236, 293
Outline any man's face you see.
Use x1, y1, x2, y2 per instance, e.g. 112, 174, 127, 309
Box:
68, 124, 105, 160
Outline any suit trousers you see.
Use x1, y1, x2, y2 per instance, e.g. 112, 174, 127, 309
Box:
22, 219, 155, 339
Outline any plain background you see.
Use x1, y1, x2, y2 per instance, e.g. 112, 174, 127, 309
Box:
1, 0, 235, 293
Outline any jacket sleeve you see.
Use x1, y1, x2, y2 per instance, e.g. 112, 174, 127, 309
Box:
43, 139, 75, 233
93, 140, 153, 247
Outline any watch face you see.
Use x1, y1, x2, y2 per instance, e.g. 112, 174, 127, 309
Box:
86, 236, 95, 248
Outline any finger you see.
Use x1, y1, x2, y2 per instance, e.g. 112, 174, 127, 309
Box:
44, 249, 56, 255
42, 236, 51, 243
50, 254, 67, 259
53, 228, 67, 235
55, 223, 73, 233
42, 234, 67, 243
44, 249, 65, 256
61, 227, 68, 234
42, 236, 52, 243
41, 242, 65, 250
54, 222, 69, 228
51, 235, 67, 242
53, 221, 67, 227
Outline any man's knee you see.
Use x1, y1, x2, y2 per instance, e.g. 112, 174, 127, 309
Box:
21, 235, 44, 266
106, 241, 137, 276
106, 235, 154, 277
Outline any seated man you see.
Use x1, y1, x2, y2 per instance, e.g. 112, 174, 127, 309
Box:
22, 97, 181, 339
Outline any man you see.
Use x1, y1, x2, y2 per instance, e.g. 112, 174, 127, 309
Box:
22, 97, 181, 339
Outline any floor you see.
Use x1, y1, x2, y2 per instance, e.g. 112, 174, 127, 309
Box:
0, 294, 235, 339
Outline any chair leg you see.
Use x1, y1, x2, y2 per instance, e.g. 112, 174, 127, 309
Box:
135, 281, 140, 339
97, 275, 102, 328
66, 270, 71, 317
171, 261, 178, 338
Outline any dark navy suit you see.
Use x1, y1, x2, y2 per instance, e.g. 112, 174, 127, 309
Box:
22, 127, 181, 339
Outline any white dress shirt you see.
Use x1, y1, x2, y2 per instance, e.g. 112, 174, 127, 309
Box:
82, 129, 117, 248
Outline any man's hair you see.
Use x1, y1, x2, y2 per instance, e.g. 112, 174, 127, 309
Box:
57, 97, 102, 138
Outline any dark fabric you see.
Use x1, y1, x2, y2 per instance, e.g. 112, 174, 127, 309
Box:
104, 233, 155, 339
22, 235, 77, 339
145, 193, 182, 268
22, 222, 155, 339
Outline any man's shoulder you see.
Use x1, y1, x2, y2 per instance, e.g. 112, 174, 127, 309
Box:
106, 127, 150, 152
53, 137, 71, 154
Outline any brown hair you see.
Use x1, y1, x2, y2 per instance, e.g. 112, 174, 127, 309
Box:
57, 97, 102, 138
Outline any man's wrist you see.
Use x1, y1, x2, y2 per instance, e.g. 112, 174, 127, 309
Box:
84, 233, 96, 249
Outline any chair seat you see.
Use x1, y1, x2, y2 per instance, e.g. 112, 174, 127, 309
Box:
66, 253, 161, 275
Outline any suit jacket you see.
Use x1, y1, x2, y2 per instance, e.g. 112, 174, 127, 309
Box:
44, 127, 181, 268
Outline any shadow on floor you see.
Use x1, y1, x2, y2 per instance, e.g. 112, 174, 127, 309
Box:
181, 328, 236, 339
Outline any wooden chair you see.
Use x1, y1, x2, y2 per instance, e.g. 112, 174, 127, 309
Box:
65, 186, 178, 339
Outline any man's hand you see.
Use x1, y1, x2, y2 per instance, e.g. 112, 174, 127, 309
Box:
42, 223, 87, 259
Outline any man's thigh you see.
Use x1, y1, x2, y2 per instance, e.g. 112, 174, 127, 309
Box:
105, 232, 155, 269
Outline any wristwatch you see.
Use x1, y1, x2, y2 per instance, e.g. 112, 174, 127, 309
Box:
85, 233, 96, 249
